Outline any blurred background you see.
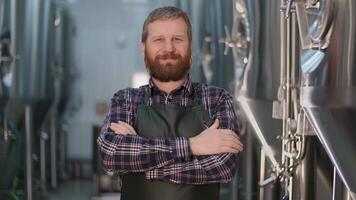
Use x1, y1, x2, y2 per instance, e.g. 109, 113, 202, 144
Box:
1, 0, 356, 200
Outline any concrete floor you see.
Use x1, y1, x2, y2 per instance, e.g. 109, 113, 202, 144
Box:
46, 179, 120, 200
47, 180, 93, 200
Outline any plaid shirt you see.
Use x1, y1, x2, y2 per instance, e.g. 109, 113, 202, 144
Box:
97, 76, 239, 184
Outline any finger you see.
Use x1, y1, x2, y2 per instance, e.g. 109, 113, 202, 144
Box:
110, 123, 131, 134
229, 131, 241, 141
232, 137, 244, 148
110, 123, 120, 132
113, 122, 137, 135
222, 135, 244, 149
209, 119, 220, 129
120, 123, 137, 135
112, 123, 131, 133
224, 145, 243, 153
220, 129, 240, 139
110, 127, 129, 135
219, 129, 240, 141
221, 139, 244, 151
228, 140, 244, 151
220, 131, 238, 141
220, 145, 242, 153
119, 121, 137, 134
110, 124, 126, 134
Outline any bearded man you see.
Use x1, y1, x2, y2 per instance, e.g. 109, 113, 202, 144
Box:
97, 6, 243, 200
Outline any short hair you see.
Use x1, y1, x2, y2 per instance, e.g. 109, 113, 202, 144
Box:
141, 6, 192, 43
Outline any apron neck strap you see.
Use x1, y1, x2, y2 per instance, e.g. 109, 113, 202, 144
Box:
142, 86, 199, 106
143, 87, 151, 105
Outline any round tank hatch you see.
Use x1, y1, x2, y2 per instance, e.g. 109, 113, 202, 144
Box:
296, 0, 335, 49
306, 0, 334, 46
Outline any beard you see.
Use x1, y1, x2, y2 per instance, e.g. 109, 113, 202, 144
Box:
144, 48, 191, 82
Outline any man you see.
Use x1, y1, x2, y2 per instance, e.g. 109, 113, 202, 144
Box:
97, 6, 243, 200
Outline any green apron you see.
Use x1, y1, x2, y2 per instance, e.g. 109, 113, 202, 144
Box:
121, 88, 220, 200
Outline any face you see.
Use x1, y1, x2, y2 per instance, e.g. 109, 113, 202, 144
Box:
141, 18, 191, 82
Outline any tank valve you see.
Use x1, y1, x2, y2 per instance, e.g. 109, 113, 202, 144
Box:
259, 173, 278, 187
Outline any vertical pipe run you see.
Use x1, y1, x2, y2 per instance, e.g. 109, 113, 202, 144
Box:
333, 167, 345, 200
288, 11, 300, 200
10, 0, 17, 96
280, 2, 288, 197
298, 137, 316, 200
59, 125, 65, 179
40, 131, 46, 191
280, 0, 287, 167
245, 129, 255, 200
282, 4, 293, 197
40, 0, 50, 97
29, 0, 41, 97
25, 105, 33, 200
259, 149, 266, 200
50, 115, 58, 189
280, 1, 300, 199
286, 12, 293, 199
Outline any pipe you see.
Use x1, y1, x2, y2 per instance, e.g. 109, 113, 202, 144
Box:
259, 149, 266, 200
9, 0, 17, 96
40, 131, 46, 191
333, 167, 345, 200
50, 115, 57, 189
25, 105, 33, 200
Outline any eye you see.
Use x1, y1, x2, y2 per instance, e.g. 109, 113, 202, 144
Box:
174, 37, 183, 41
153, 38, 162, 42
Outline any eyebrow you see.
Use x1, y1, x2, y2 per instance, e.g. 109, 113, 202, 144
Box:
173, 35, 186, 38
150, 34, 187, 38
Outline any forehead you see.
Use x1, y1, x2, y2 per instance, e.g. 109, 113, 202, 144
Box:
146, 18, 188, 38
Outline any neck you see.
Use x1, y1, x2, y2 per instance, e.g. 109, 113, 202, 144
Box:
152, 75, 188, 94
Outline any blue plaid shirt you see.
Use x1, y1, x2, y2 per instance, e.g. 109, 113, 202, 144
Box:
97, 76, 239, 184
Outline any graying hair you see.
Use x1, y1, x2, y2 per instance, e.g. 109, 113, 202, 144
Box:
141, 6, 192, 43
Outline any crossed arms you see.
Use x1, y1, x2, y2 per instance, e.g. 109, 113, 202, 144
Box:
97, 90, 243, 184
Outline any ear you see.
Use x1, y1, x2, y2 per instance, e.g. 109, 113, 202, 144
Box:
140, 42, 145, 54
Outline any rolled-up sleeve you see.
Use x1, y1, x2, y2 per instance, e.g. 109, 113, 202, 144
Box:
97, 90, 193, 173
145, 90, 240, 184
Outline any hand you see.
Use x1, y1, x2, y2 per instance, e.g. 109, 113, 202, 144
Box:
110, 121, 137, 135
189, 119, 243, 155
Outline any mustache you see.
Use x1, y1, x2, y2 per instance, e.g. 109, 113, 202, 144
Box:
156, 52, 181, 60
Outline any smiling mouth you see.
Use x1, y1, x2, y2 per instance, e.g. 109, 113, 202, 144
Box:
160, 58, 178, 62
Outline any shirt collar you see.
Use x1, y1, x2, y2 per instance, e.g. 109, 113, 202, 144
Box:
148, 74, 193, 95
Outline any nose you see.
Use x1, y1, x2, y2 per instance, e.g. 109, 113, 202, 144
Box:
163, 40, 175, 52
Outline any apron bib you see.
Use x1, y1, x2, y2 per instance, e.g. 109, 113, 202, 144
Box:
121, 88, 219, 200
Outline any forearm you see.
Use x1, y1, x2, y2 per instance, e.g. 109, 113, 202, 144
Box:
146, 153, 237, 184
97, 130, 192, 173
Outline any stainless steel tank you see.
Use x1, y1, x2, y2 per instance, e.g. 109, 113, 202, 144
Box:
0, 0, 11, 110
229, 0, 283, 199
4, 0, 54, 127
0, 0, 56, 198
0, 0, 22, 193
190, 0, 235, 89
236, 0, 283, 164
297, 0, 356, 198
47, 5, 69, 190
232, 0, 336, 199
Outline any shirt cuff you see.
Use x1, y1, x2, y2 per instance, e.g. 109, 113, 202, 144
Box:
170, 137, 192, 161
146, 168, 163, 180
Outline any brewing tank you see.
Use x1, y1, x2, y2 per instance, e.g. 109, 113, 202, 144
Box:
299, 0, 356, 198
0, 0, 55, 193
